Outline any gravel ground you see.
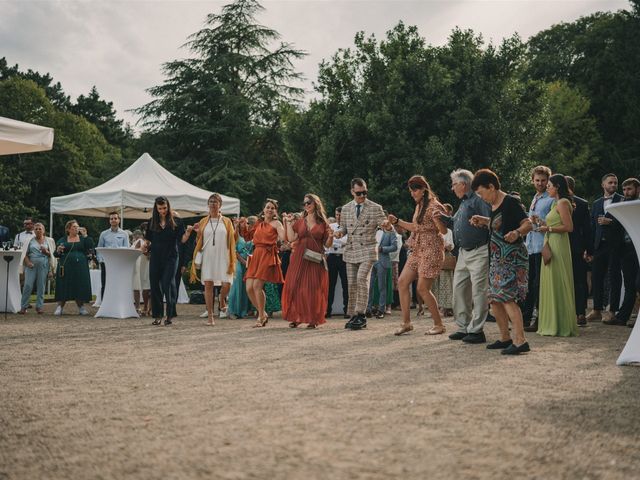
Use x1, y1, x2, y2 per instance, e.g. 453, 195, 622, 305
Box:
1, 304, 639, 480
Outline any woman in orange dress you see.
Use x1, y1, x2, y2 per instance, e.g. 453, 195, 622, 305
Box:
245, 199, 285, 327
282, 194, 334, 329
389, 175, 448, 336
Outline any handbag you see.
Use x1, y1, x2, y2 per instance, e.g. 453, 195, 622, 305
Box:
442, 253, 457, 271
542, 241, 552, 265
302, 220, 328, 270
194, 251, 203, 268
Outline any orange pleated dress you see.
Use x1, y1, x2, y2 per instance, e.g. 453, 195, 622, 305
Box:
282, 219, 330, 326
244, 221, 284, 283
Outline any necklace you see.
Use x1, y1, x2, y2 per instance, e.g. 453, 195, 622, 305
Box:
209, 216, 221, 246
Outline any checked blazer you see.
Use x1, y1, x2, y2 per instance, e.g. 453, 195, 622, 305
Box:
337, 199, 386, 264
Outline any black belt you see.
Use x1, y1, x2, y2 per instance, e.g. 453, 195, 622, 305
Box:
461, 243, 487, 252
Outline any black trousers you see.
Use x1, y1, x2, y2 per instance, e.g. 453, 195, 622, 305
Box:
571, 250, 588, 316
592, 240, 622, 312
523, 253, 542, 322
327, 253, 348, 314
168, 265, 183, 318
617, 243, 639, 321
100, 262, 107, 300
150, 256, 178, 319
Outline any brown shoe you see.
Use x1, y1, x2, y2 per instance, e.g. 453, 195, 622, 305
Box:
586, 310, 602, 322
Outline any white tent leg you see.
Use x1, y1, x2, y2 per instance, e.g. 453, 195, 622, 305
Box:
49, 211, 53, 238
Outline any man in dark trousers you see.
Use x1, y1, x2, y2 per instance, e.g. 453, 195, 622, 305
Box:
587, 173, 624, 322
603, 178, 640, 327
565, 176, 592, 326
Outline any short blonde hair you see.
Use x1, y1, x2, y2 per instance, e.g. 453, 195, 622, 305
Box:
64, 220, 78, 234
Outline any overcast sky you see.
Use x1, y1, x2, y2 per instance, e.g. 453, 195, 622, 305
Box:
0, 0, 630, 130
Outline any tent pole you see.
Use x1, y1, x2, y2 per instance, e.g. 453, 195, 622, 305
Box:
49, 210, 53, 238
120, 205, 124, 229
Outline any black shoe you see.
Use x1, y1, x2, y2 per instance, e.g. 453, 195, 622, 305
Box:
524, 321, 538, 332
164, 318, 173, 326
365, 309, 372, 318
501, 342, 530, 355
375, 311, 385, 319
487, 339, 513, 349
344, 315, 357, 329
448, 331, 467, 340
462, 331, 486, 344
151, 318, 162, 326
349, 314, 367, 330
603, 316, 628, 326
485, 313, 496, 323
577, 315, 587, 327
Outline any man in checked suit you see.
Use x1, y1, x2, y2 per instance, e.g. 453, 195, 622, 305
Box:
335, 178, 386, 330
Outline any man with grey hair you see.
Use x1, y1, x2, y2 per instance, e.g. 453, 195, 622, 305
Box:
434, 168, 491, 344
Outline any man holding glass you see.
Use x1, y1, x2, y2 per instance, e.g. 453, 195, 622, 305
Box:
14, 217, 35, 250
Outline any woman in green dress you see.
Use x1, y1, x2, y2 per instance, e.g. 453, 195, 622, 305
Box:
54, 220, 94, 316
537, 174, 578, 337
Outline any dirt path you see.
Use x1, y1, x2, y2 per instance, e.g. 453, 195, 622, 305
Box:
1, 304, 638, 480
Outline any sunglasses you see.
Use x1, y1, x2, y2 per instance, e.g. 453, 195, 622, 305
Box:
303, 201, 313, 206
354, 191, 368, 197
408, 183, 424, 191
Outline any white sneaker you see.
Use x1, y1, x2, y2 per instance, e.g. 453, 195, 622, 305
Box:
53, 306, 63, 316
199, 310, 209, 318
219, 308, 229, 319
78, 306, 90, 316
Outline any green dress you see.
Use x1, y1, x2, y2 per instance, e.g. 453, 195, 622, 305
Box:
54, 236, 94, 302
537, 199, 578, 337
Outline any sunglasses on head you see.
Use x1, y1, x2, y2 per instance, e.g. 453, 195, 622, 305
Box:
408, 183, 424, 191
354, 191, 368, 197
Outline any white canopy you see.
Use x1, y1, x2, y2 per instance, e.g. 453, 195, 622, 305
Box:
50, 153, 240, 220
0, 116, 54, 155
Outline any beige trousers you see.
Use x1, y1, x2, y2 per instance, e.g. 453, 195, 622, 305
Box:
453, 246, 490, 334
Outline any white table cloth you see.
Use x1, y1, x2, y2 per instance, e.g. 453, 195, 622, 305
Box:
95, 248, 141, 319
0, 250, 22, 313
90, 269, 102, 306
606, 200, 640, 366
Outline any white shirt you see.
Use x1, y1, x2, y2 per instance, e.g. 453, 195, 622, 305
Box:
390, 231, 402, 263
326, 222, 348, 255
14, 231, 34, 248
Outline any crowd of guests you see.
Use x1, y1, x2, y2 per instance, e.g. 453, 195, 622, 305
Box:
4, 166, 639, 356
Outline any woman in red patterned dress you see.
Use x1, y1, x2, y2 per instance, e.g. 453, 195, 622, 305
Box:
281, 194, 333, 328
389, 175, 448, 335
245, 199, 285, 327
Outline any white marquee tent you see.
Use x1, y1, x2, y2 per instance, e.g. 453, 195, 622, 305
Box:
0, 116, 54, 155
50, 153, 240, 231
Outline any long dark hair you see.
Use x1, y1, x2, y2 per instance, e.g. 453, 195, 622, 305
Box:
408, 175, 437, 224
549, 174, 573, 203
303, 193, 329, 224
149, 196, 177, 231
259, 198, 280, 222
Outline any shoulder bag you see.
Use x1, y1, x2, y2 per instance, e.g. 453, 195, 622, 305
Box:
302, 220, 328, 270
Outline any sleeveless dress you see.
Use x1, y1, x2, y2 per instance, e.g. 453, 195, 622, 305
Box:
200, 217, 233, 284
228, 237, 253, 318
406, 201, 446, 278
537, 199, 578, 336
244, 222, 284, 283
281, 219, 330, 326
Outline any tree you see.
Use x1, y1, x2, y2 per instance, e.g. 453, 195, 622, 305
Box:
136, 0, 306, 212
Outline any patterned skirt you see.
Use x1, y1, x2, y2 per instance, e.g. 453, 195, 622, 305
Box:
488, 234, 528, 304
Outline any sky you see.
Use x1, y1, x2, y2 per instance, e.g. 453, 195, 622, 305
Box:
0, 0, 630, 130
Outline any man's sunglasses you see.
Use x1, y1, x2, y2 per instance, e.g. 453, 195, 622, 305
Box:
354, 191, 368, 197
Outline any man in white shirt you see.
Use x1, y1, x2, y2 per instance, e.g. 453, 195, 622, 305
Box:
97, 212, 130, 300
14, 217, 35, 248
326, 207, 349, 318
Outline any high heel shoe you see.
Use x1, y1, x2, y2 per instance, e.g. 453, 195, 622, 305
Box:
253, 316, 268, 328
151, 318, 162, 326
394, 324, 413, 336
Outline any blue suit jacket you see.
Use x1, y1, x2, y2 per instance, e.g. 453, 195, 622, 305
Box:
376, 230, 398, 269
0, 225, 9, 243
591, 193, 623, 250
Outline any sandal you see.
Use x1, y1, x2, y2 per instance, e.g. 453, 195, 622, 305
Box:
306, 324, 317, 329
416, 306, 424, 316
151, 318, 162, 326
289, 322, 298, 328
253, 316, 268, 328
206, 317, 216, 326
425, 325, 446, 335
394, 324, 414, 336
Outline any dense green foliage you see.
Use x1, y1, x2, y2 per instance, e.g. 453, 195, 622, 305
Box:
1, 0, 638, 236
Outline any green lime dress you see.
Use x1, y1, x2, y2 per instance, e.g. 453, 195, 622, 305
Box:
537, 198, 578, 337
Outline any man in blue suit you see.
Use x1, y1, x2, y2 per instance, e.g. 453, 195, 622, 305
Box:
587, 173, 624, 322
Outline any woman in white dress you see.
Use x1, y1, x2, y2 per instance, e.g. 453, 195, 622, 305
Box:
189, 193, 237, 325
132, 229, 151, 315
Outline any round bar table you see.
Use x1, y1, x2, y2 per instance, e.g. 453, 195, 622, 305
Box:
95, 247, 142, 319
606, 199, 640, 366
0, 250, 22, 313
